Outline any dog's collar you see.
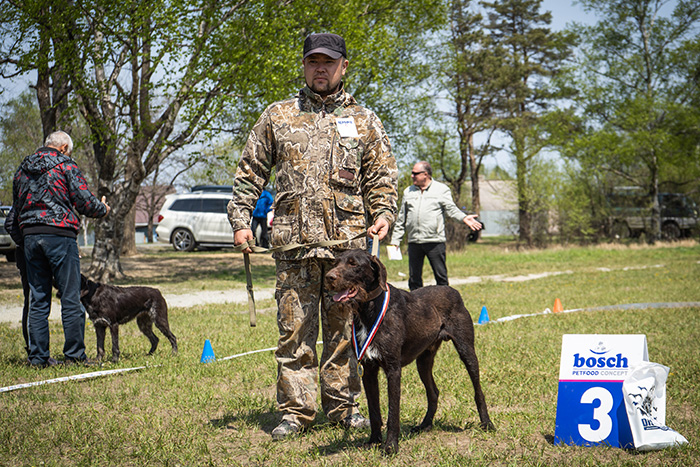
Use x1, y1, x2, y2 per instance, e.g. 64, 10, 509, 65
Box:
352, 288, 390, 362
365, 285, 385, 301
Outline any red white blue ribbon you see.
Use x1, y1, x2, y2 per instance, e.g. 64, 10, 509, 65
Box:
352, 288, 390, 361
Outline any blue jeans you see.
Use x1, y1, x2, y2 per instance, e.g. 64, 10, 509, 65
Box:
23, 235, 86, 365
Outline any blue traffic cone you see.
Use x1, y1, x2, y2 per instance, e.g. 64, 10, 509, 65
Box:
478, 306, 490, 325
200, 339, 216, 363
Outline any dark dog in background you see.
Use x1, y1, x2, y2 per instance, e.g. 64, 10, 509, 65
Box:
79, 275, 178, 362
325, 249, 494, 454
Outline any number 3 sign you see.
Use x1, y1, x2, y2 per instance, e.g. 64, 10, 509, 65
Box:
554, 334, 648, 448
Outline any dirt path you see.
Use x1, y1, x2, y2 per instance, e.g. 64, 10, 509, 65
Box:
0, 265, 575, 324
1, 243, 668, 325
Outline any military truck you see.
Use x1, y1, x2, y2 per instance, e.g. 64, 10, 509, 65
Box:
608, 188, 698, 240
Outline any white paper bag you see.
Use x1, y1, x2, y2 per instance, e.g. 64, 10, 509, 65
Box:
622, 362, 688, 451
386, 245, 402, 261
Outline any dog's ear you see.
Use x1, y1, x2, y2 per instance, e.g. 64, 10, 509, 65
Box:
80, 275, 99, 300
370, 254, 388, 291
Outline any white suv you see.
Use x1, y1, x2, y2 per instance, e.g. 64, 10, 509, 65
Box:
156, 191, 234, 251
1, 205, 17, 262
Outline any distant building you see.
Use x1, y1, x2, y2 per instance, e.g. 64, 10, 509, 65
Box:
466, 179, 518, 237
134, 185, 176, 243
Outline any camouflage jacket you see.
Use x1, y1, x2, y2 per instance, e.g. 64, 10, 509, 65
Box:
228, 85, 398, 260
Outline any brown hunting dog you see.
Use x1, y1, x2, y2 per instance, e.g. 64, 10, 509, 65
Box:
79, 275, 178, 362
325, 249, 494, 454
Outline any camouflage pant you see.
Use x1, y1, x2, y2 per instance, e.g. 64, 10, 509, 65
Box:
275, 257, 361, 427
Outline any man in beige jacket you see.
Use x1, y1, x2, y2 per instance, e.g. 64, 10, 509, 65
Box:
390, 161, 481, 291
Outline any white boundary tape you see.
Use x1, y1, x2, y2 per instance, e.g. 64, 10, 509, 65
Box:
483, 301, 700, 325
3, 303, 699, 394
0, 366, 146, 394
217, 346, 277, 361
0, 344, 291, 394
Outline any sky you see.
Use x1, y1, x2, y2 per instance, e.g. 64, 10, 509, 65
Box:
542, 0, 597, 30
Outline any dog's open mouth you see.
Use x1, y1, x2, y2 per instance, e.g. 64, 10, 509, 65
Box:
333, 288, 358, 302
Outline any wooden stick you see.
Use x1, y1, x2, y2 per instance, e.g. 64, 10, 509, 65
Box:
244, 252, 256, 327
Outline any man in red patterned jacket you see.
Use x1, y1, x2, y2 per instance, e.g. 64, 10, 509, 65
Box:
12, 131, 110, 367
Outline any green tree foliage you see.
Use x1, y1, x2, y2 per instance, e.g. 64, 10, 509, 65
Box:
0, 91, 42, 205
437, 0, 504, 212
481, 0, 574, 245
0, 0, 443, 280
563, 0, 700, 240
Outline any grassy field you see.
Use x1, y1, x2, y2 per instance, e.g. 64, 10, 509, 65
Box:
0, 239, 698, 466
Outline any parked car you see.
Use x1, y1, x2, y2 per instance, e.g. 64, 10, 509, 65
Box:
608, 188, 698, 240
156, 192, 235, 251
189, 185, 233, 193
0, 205, 17, 262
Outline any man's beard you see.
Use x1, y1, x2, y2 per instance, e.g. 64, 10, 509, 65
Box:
309, 80, 341, 97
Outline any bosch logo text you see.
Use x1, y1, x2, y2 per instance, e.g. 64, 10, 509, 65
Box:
573, 353, 628, 369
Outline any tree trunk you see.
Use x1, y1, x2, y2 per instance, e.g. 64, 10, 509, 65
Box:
122, 205, 138, 256
515, 140, 531, 246
89, 214, 126, 283
88, 175, 143, 282
649, 153, 660, 243
146, 217, 154, 243
82, 217, 89, 247
468, 133, 481, 215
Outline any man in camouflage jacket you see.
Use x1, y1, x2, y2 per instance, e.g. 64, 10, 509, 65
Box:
228, 33, 398, 439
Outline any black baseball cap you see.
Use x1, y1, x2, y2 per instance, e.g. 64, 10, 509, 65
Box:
303, 33, 347, 60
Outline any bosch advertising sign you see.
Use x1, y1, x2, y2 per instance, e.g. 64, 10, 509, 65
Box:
554, 334, 648, 448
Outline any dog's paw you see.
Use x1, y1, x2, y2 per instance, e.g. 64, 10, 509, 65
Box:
361, 441, 380, 451
409, 423, 433, 434
382, 442, 399, 456
481, 420, 496, 432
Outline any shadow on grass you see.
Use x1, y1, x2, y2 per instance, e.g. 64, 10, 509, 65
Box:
210, 409, 372, 454
210, 408, 278, 434
3, 355, 30, 366
206, 400, 485, 456
430, 419, 473, 433
308, 429, 373, 456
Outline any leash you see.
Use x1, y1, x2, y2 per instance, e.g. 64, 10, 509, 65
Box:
237, 230, 370, 327
234, 230, 369, 255
354, 233, 384, 377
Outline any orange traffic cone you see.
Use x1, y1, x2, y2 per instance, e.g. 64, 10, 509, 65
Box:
553, 298, 563, 313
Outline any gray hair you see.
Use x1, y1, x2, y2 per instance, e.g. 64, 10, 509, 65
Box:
44, 131, 73, 156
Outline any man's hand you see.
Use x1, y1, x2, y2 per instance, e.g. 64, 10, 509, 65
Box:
101, 196, 111, 217
234, 228, 255, 253
463, 214, 482, 231
368, 217, 390, 241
